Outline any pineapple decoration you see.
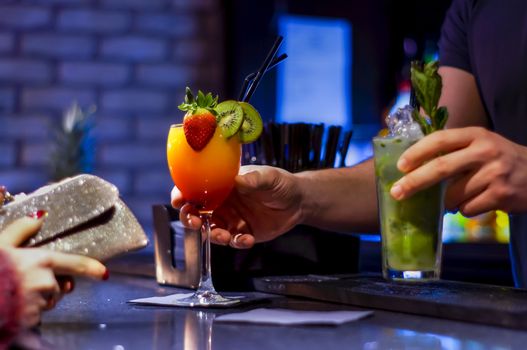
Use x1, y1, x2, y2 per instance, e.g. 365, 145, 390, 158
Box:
49, 101, 96, 181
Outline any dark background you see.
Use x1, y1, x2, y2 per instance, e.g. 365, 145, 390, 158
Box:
223, 0, 453, 127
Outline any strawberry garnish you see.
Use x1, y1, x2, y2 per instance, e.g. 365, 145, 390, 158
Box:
178, 87, 219, 151
183, 113, 216, 151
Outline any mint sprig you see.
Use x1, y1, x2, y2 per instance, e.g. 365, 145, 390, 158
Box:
178, 86, 218, 114
410, 61, 449, 135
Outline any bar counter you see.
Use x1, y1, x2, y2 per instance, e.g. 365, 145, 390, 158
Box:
11, 272, 527, 349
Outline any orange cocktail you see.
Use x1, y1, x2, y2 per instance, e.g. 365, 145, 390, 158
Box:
167, 124, 241, 212
166, 87, 261, 306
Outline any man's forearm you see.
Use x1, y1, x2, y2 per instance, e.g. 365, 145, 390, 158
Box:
295, 158, 379, 233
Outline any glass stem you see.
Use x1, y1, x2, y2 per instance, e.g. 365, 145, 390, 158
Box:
198, 211, 215, 294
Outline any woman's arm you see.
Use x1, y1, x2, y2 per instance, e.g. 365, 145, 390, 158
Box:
0, 249, 22, 348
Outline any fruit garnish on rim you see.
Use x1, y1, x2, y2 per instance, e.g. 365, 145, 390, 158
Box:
178, 87, 218, 151
237, 102, 264, 143
178, 86, 264, 151
216, 100, 263, 143
215, 100, 243, 138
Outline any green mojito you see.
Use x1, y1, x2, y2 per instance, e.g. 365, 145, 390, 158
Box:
373, 135, 444, 281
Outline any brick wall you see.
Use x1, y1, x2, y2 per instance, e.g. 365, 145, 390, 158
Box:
0, 0, 225, 240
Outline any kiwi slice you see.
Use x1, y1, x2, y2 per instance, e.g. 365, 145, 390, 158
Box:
238, 102, 263, 144
215, 100, 243, 138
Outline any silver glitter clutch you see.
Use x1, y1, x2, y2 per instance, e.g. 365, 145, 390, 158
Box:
0, 174, 148, 261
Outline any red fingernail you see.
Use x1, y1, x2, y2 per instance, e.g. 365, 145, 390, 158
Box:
102, 269, 110, 281
66, 280, 75, 293
27, 210, 48, 219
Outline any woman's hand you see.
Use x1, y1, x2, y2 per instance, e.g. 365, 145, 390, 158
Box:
390, 126, 527, 216
171, 165, 305, 249
0, 215, 107, 328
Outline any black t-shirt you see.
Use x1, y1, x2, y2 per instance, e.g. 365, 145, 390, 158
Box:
439, 0, 527, 288
439, 0, 527, 145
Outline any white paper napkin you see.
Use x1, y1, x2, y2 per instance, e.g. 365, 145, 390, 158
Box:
129, 293, 195, 305
215, 308, 373, 326
128, 293, 243, 306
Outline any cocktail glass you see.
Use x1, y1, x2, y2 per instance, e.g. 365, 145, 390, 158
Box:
373, 135, 445, 281
167, 124, 242, 306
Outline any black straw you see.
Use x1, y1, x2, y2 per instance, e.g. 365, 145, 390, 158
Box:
238, 53, 288, 101
339, 130, 353, 167
242, 36, 284, 102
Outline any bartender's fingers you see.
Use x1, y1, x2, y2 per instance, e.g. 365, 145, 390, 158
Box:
228, 233, 255, 249
391, 146, 480, 200
207, 216, 228, 244
444, 169, 486, 210
178, 203, 202, 230
210, 228, 232, 246
457, 188, 498, 217
171, 186, 185, 208
209, 228, 255, 249
397, 128, 473, 173
235, 166, 273, 195
0, 215, 45, 246
39, 250, 108, 280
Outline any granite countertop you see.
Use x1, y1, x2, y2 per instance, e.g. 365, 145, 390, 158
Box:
11, 272, 527, 350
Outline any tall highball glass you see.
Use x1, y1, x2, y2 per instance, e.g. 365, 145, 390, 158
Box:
373, 135, 445, 281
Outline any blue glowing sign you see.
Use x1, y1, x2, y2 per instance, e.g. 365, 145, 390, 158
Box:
276, 15, 352, 130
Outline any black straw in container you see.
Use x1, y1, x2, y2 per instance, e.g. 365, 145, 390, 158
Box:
323, 126, 342, 168
261, 125, 275, 166
339, 130, 353, 167
311, 124, 324, 169
242, 36, 284, 102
